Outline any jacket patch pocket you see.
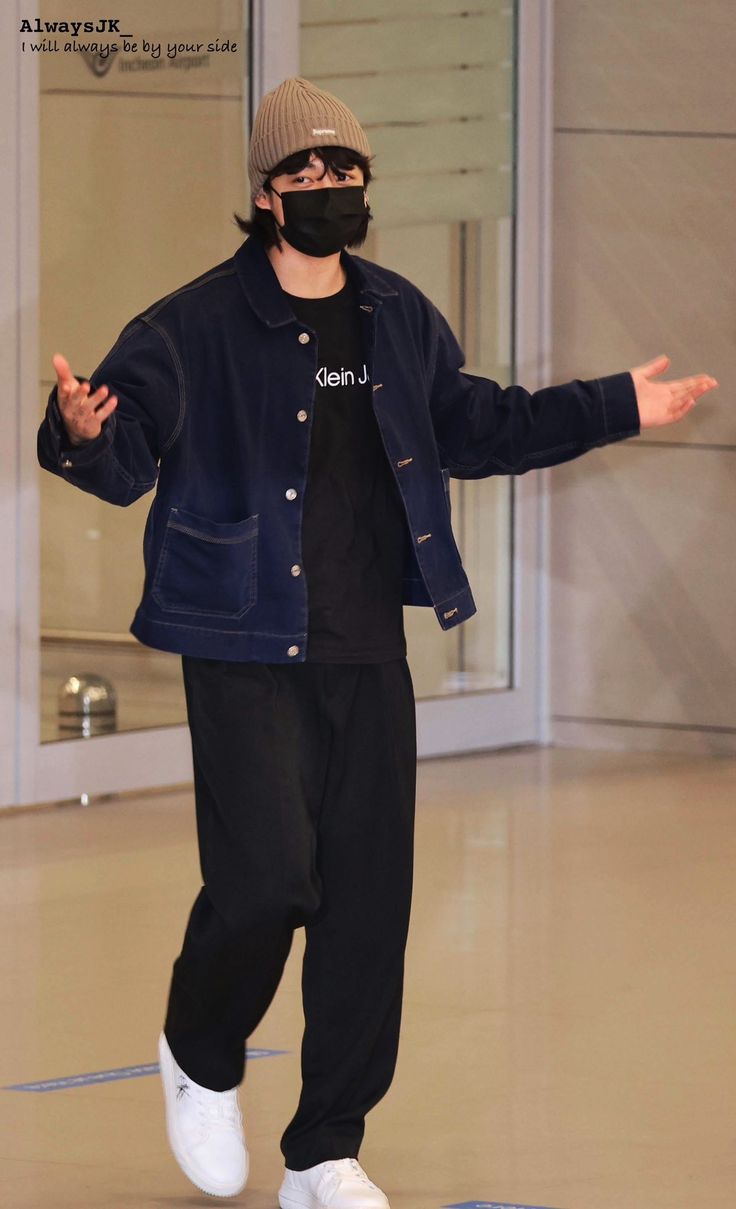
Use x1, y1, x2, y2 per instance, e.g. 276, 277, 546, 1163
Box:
152, 506, 258, 619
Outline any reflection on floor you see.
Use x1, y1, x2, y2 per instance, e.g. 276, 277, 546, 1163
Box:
1, 746, 734, 1208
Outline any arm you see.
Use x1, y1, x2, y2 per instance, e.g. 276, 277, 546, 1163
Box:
428, 304, 640, 478
37, 316, 183, 506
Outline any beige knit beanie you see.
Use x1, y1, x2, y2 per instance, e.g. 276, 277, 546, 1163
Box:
248, 76, 372, 200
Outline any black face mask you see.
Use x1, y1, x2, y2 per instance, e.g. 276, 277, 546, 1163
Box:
270, 184, 368, 258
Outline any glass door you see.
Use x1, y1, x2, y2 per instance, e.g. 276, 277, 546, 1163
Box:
16, 0, 252, 804
38, 0, 249, 744
6, 0, 551, 807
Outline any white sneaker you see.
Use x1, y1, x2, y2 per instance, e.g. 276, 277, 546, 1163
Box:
278, 1158, 390, 1209
158, 1030, 248, 1198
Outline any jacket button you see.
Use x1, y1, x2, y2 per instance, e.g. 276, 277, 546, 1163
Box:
298, 332, 310, 344
297, 409, 308, 422
287, 644, 299, 656
285, 488, 297, 500
61, 458, 73, 468
290, 564, 301, 577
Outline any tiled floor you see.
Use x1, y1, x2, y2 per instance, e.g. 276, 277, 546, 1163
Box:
1, 745, 734, 1208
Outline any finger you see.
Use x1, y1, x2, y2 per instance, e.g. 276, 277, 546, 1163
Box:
671, 380, 714, 406
691, 379, 717, 399
60, 381, 95, 420
671, 398, 696, 423
661, 395, 694, 425
60, 379, 90, 409
52, 352, 75, 385
68, 382, 108, 416
670, 375, 718, 394
87, 382, 114, 409
633, 353, 670, 378
77, 394, 117, 433
58, 380, 81, 408
668, 390, 697, 414
96, 394, 118, 417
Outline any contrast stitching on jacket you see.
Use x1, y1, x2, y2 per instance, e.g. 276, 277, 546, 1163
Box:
434, 586, 470, 607
349, 253, 400, 297
427, 306, 441, 398
140, 315, 186, 453
107, 444, 135, 485
602, 429, 637, 441
166, 522, 256, 544
151, 515, 258, 617
442, 431, 636, 476
63, 450, 141, 496
138, 615, 306, 636
595, 377, 608, 439
438, 443, 573, 473
88, 317, 178, 487
138, 267, 236, 317
91, 317, 145, 372
510, 431, 636, 466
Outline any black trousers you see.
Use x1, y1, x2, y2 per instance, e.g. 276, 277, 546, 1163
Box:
163, 655, 417, 1171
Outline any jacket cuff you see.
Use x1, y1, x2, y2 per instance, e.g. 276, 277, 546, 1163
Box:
597, 370, 641, 441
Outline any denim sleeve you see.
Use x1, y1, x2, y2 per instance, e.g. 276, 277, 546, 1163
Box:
428, 305, 641, 478
37, 316, 183, 506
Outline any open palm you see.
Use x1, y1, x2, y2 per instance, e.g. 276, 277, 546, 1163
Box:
631, 354, 718, 428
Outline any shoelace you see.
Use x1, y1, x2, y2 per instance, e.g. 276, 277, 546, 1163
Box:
180, 1078, 241, 1131
326, 1159, 376, 1188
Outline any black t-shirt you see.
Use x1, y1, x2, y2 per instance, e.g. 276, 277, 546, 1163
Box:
284, 277, 409, 662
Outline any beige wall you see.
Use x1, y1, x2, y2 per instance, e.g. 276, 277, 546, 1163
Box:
548, 2, 736, 753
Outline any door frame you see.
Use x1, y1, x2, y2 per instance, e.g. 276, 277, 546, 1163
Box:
3, 0, 554, 807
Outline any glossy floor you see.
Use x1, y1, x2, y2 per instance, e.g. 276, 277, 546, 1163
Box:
1, 745, 734, 1208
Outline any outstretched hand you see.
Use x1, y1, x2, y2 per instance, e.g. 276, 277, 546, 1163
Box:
630, 354, 718, 428
52, 352, 118, 446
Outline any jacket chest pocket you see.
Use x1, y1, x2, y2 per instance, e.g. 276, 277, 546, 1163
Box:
152, 506, 258, 619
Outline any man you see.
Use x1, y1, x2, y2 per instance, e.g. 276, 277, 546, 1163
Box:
37, 76, 717, 1208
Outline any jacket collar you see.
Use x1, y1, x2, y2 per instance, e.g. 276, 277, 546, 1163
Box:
233, 236, 398, 328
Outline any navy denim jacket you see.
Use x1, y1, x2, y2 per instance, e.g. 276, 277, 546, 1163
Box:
37, 235, 640, 662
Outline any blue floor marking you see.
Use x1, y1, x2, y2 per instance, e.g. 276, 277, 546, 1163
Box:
443, 1203, 564, 1209
4, 1048, 288, 1092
